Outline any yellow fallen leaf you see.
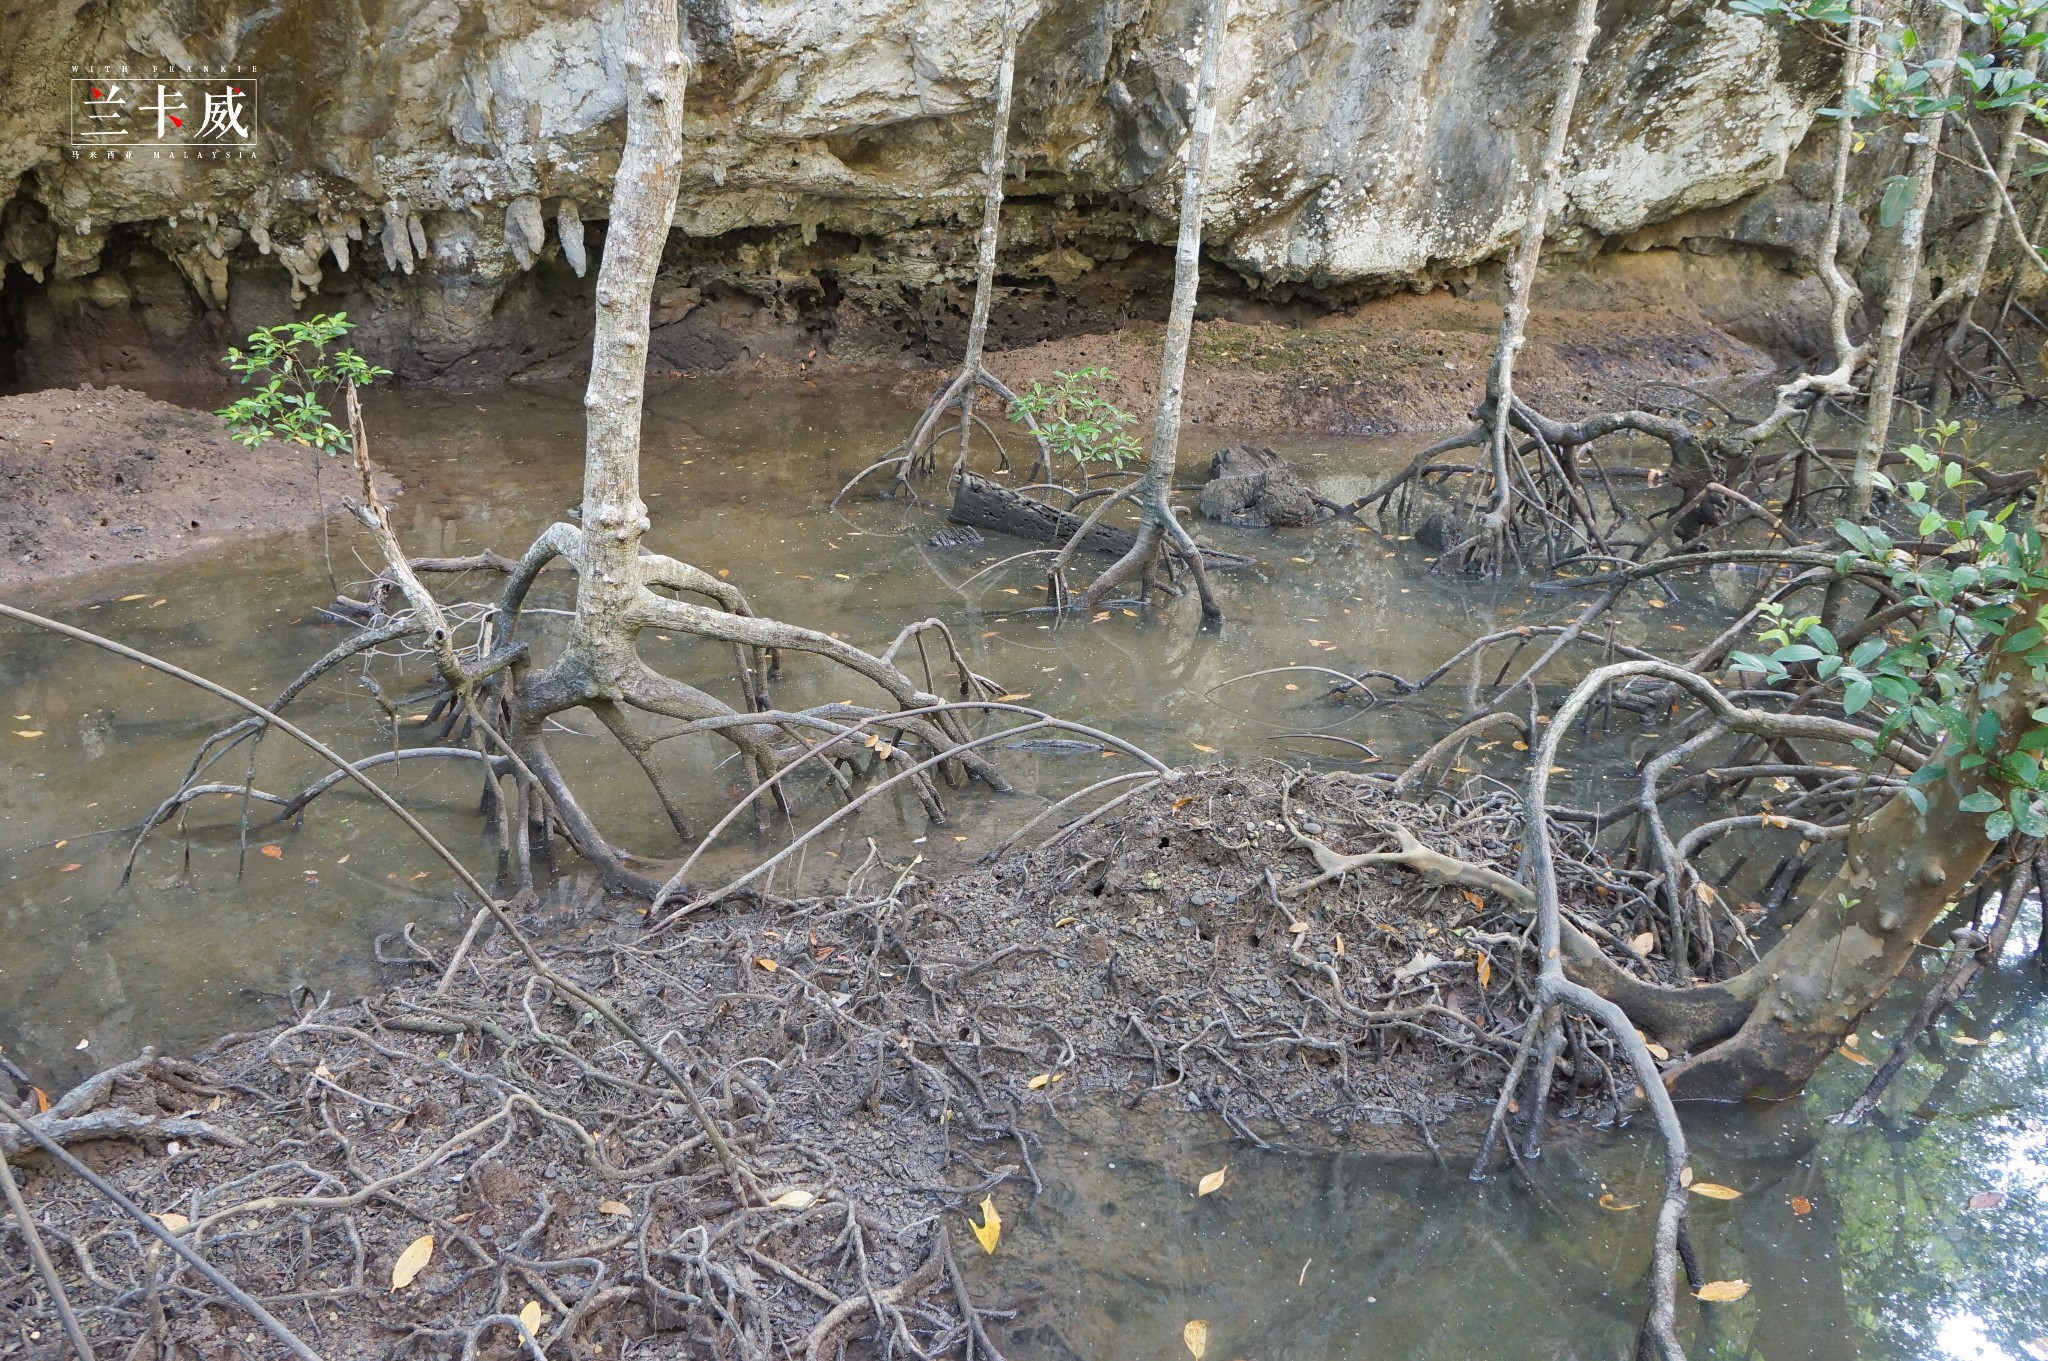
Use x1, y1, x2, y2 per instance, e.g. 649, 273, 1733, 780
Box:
1836, 1044, 1873, 1066
1475, 952, 1492, 989
1184, 1319, 1209, 1359
119, 594, 146, 602
518, 1300, 542, 1335
1953, 1034, 1986, 1046
150, 599, 166, 607
157, 1212, 190, 1231
1689, 1183, 1742, 1200
1694, 1279, 1750, 1302
874, 741, 895, 759
13, 730, 43, 738
1680, 1166, 1694, 1188
769, 1189, 817, 1209
1091, 611, 1111, 622
1512, 740, 1529, 751
995, 692, 1031, 703
1598, 1193, 1640, 1211
1027, 1073, 1051, 1090
391, 1233, 434, 1290
756, 958, 779, 973
599, 1200, 630, 1217
716, 568, 731, 579
1191, 742, 1217, 754
261, 845, 283, 859
58, 863, 82, 872
1288, 922, 1310, 934
1122, 609, 1139, 617
1629, 931, 1656, 956
1646, 1041, 1671, 1061
1647, 598, 1668, 609
1461, 889, 1484, 910
970, 1196, 1001, 1254
1197, 1167, 1227, 1197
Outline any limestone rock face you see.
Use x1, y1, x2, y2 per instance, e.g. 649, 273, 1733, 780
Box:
0, 0, 1837, 383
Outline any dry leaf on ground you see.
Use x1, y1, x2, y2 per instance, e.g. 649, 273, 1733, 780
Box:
970, 1196, 1001, 1254
391, 1234, 434, 1290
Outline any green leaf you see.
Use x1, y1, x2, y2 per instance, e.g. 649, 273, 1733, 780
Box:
1879, 174, 1917, 228
1843, 675, 1874, 714
1986, 810, 2015, 840
1959, 791, 2003, 814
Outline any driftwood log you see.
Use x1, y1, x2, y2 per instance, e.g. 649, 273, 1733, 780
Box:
950, 474, 1254, 566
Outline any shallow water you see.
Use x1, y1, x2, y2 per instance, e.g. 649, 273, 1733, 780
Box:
2, 376, 2046, 1358
969, 926, 2048, 1360
0, 375, 1599, 1085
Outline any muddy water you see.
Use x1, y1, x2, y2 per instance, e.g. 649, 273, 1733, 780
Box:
966, 920, 2048, 1361
0, 376, 1590, 1085
3, 377, 2046, 1359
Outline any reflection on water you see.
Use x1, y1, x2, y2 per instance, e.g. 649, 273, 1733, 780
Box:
2, 377, 2046, 1359
967, 917, 2048, 1360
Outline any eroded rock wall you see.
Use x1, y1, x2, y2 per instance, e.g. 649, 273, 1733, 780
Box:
0, 0, 1844, 386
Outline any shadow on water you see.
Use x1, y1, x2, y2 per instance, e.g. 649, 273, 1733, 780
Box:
3, 376, 2048, 1358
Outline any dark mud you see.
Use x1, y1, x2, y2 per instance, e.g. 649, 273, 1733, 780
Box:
0, 767, 1663, 1359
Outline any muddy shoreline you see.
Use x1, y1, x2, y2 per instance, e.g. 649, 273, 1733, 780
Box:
0, 295, 1769, 591
0, 769, 1622, 1358
0, 386, 372, 590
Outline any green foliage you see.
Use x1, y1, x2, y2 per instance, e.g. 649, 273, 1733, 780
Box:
1007, 367, 1142, 470
217, 313, 390, 456
1728, 0, 2048, 169
1729, 422, 2048, 839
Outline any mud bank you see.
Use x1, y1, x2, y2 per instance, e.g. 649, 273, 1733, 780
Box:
0, 386, 359, 588
912, 292, 1776, 437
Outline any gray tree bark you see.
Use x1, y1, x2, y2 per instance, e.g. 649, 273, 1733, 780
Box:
1071, 0, 1230, 621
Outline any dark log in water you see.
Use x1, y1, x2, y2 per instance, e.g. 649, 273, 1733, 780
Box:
949, 474, 1254, 565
